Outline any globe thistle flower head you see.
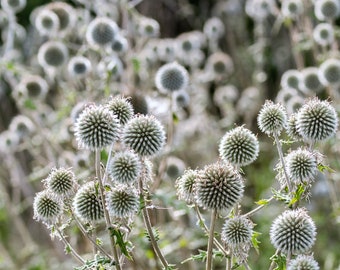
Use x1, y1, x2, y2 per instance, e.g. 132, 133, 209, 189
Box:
315, 0, 340, 21
111, 35, 129, 54
45, 2, 75, 33
105, 185, 139, 219
257, 100, 288, 135
299, 67, 323, 94
221, 216, 254, 261
44, 167, 77, 198
270, 208, 316, 255
34, 9, 60, 37
205, 52, 234, 80
286, 113, 303, 141
281, 70, 301, 90
130, 93, 149, 115
73, 181, 104, 222
156, 38, 176, 62
219, 126, 259, 166
286, 96, 304, 115
165, 156, 186, 180
9, 114, 35, 139
137, 16, 160, 38
281, 0, 304, 19
74, 104, 120, 150
0, 130, 19, 153
38, 41, 69, 69
123, 115, 166, 156
245, 0, 276, 21
313, 23, 334, 47
174, 90, 190, 109
287, 255, 320, 270
108, 150, 141, 184
155, 62, 189, 94
86, 17, 119, 48
203, 17, 225, 40
16, 74, 49, 101
33, 190, 63, 225
214, 85, 239, 105
1, 0, 26, 13
196, 162, 244, 210
67, 56, 92, 78
319, 58, 340, 86
175, 169, 198, 204
286, 149, 317, 184
106, 96, 134, 125
296, 98, 338, 141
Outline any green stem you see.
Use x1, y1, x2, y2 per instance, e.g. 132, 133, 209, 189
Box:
206, 209, 218, 270
95, 150, 121, 270
243, 196, 274, 218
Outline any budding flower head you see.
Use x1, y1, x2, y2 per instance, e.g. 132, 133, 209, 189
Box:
122, 115, 166, 156
108, 150, 141, 184
286, 149, 317, 185
221, 216, 254, 262
287, 255, 320, 270
270, 208, 316, 255
74, 104, 120, 150
37, 41, 69, 69
296, 98, 338, 141
319, 58, 340, 86
106, 96, 134, 125
33, 190, 63, 225
196, 162, 244, 210
105, 185, 139, 219
257, 100, 287, 135
73, 181, 104, 222
44, 167, 77, 198
155, 62, 189, 94
219, 126, 259, 167
175, 169, 198, 204
315, 0, 340, 21
86, 17, 119, 48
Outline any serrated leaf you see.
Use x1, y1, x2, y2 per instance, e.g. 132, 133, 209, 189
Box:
110, 228, 132, 260
270, 254, 286, 270
289, 184, 305, 207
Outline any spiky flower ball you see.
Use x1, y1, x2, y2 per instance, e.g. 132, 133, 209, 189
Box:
287, 255, 320, 270
105, 185, 139, 219
106, 96, 134, 125
221, 216, 254, 261
315, 0, 340, 21
296, 98, 338, 141
33, 190, 63, 225
175, 169, 198, 204
286, 113, 303, 141
257, 100, 287, 135
313, 23, 334, 47
270, 208, 316, 255
44, 167, 77, 198
196, 162, 244, 210
86, 17, 118, 48
219, 126, 259, 167
286, 149, 317, 184
73, 181, 104, 222
155, 62, 189, 94
74, 105, 120, 150
122, 115, 166, 156
108, 151, 141, 184
319, 58, 340, 86
37, 41, 68, 69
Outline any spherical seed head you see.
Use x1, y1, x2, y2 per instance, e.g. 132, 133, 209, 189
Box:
175, 169, 198, 204
1, 0, 26, 13
33, 190, 63, 225
155, 62, 189, 94
287, 255, 320, 270
315, 0, 340, 21
296, 98, 338, 141
257, 100, 287, 135
299, 67, 323, 94
219, 126, 259, 167
109, 151, 141, 184
73, 181, 104, 222
270, 208, 316, 255
105, 185, 139, 219
74, 105, 120, 150
106, 96, 134, 125
122, 115, 166, 156
286, 149, 317, 184
44, 167, 77, 198
37, 41, 68, 69
286, 113, 303, 141
35, 9, 60, 36
313, 23, 334, 47
196, 162, 244, 210
86, 17, 118, 48
319, 58, 340, 86
67, 56, 92, 78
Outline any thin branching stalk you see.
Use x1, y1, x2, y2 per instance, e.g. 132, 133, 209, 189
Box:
206, 209, 218, 270
95, 150, 121, 270
242, 196, 275, 218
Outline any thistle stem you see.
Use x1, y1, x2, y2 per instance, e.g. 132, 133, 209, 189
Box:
206, 209, 218, 270
95, 150, 121, 270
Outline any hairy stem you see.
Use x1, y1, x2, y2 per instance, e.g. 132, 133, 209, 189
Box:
206, 209, 217, 270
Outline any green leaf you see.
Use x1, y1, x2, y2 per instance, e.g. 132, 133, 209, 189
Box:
270, 253, 286, 270
181, 250, 207, 264
251, 231, 261, 254
64, 244, 71, 254
24, 99, 37, 110
96, 238, 103, 246
255, 199, 269, 205
172, 112, 179, 124
288, 184, 305, 207
132, 57, 141, 73
110, 228, 132, 260
317, 163, 336, 173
